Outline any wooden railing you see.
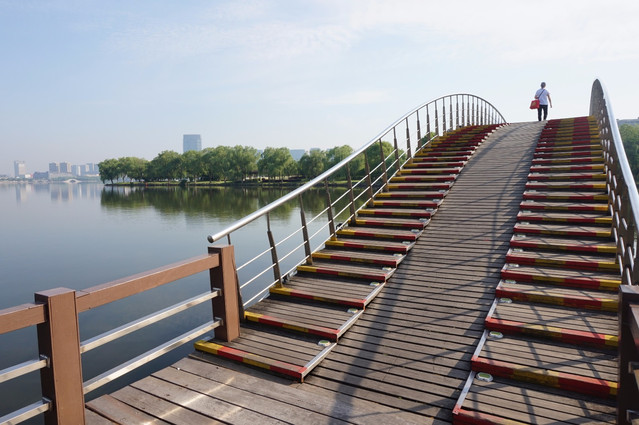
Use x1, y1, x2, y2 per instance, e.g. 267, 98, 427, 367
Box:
590, 79, 639, 423
0, 245, 240, 425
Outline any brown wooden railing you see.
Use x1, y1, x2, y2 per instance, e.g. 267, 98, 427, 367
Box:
619, 286, 639, 424
0, 245, 240, 425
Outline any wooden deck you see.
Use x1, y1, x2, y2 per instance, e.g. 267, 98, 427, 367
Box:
86, 121, 618, 424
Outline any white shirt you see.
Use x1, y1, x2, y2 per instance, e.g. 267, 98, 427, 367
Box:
535, 88, 550, 105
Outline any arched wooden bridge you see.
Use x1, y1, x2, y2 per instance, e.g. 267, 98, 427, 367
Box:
86, 117, 623, 424
2, 80, 638, 425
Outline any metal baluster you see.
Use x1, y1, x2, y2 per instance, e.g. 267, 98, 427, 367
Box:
379, 139, 389, 192
461, 95, 466, 127
442, 99, 447, 133
324, 178, 336, 239
427, 106, 431, 140
346, 162, 357, 226
266, 213, 282, 286
393, 128, 400, 173
456, 95, 459, 129
449, 96, 453, 130
416, 110, 422, 149
405, 117, 412, 159
364, 149, 374, 202
298, 194, 312, 265
435, 101, 439, 136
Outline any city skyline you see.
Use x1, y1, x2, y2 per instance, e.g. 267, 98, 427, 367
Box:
1, 1, 638, 176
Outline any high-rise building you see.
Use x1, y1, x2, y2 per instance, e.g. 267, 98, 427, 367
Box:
49, 162, 60, 173
59, 162, 71, 173
183, 134, 202, 153
14, 160, 26, 177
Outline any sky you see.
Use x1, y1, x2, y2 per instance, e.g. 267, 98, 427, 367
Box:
1, 0, 638, 176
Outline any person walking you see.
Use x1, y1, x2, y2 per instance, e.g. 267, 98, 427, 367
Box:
535, 82, 552, 121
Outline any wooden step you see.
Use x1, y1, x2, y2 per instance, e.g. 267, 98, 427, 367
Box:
527, 172, 606, 181
409, 155, 469, 163
496, 280, 618, 311
194, 324, 336, 381
371, 199, 442, 209
336, 226, 422, 241
524, 181, 607, 191
519, 200, 608, 212
357, 207, 434, 219
501, 264, 621, 291
472, 336, 617, 398
404, 160, 466, 168
534, 149, 603, 158
398, 167, 462, 175
245, 298, 363, 341
522, 191, 608, 202
386, 182, 452, 191
375, 190, 446, 199
486, 301, 618, 348
324, 237, 414, 253
353, 216, 429, 229
389, 174, 457, 183
531, 156, 603, 165
269, 276, 385, 309
514, 223, 612, 238
535, 145, 603, 154
297, 260, 396, 281
506, 248, 617, 271
312, 249, 405, 267
510, 234, 616, 254
517, 210, 612, 226
530, 164, 605, 173
413, 150, 472, 158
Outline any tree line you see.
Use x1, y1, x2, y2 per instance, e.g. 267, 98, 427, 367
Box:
620, 124, 639, 181
98, 142, 398, 185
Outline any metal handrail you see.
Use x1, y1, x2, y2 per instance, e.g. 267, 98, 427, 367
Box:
206, 94, 506, 307
208, 94, 505, 243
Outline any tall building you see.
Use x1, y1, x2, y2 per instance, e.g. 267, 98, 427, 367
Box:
14, 160, 26, 177
59, 162, 71, 173
183, 134, 202, 153
49, 162, 59, 173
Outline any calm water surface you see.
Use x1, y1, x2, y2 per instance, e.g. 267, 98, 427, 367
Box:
0, 182, 340, 421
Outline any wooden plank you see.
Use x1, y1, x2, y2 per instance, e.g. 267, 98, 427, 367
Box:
86, 394, 170, 425
84, 408, 117, 425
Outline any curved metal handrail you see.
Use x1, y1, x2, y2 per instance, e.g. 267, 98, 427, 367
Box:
208, 94, 505, 243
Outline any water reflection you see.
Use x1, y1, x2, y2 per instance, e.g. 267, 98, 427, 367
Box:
9, 182, 103, 204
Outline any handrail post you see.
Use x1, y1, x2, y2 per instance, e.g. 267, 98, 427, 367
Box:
449, 96, 453, 130
455, 95, 460, 129
442, 99, 447, 133
405, 118, 412, 159
346, 162, 357, 226
379, 139, 389, 192
434, 101, 440, 136
618, 285, 639, 425
324, 178, 336, 239
265, 213, 283, 287
364, 150, 374, 203
208, 246, 240, 342
426, 106, 431, 141
35, 288, 85, 425
416, 111, 422, 149
298, 194, 313, 264
393, 129, 400, 173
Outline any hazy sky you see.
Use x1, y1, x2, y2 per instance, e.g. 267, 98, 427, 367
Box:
1, 0, 638, 176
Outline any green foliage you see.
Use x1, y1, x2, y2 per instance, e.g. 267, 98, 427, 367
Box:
299, 150, 327, 179
620, 124, 639, 181
98, 158, 120, 184
258, 147, 298, 179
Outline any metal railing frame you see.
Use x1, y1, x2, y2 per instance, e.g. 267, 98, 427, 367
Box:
591, 78, 639, 424
207, 94, 505, 310
0, 246, 239, 425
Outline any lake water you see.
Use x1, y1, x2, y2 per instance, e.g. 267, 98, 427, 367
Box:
0, 182, 346, 422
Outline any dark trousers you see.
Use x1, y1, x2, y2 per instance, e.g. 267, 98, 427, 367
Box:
538, 104, 548, 121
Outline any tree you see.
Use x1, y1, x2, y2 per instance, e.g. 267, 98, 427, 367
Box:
230, 146, 259, 181
325, 145, 354, 180
202, 146, 233, 182
149, 151, 183, 181
182, 150, 205, 182
118, 157, 149, 182
299, 150, 326, 179
258, 147, 297, 180
98, 158, 120, 184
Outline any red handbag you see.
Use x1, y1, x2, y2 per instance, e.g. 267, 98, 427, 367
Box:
529, 99, 540, 109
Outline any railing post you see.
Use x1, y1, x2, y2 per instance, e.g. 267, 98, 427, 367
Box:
618, 285, 639, 425
379, 139, 389, 192
405, 118, 412, 159
364, 150, 374, 203
324, 178, 336, 239
442, 100, 447, 133
208, 246, 240, 342
426, 106, 431, 141
393, 128, 401, 173
298, 194, 313, 263
35, 288, 85, 425
435, 101, 440, 136
416, 111, 422, 149
455, 95, 460, 129
265, 213, 283, 287
449, 96, 453, 130
461, 95, 466, 127
346, 162, 357, 226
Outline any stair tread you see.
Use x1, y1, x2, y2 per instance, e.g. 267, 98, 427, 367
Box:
510, 234, 616, 253
522, 191, 608, 201
270, 277, 384, 308
337, 226, 422, 240
389, 175, 457, 182
297, 260, 395, 281
519, 200, 608, 212
528, 172, 606, 181
497, 280, 618, 311
376, 190, 446, 198
371, 199, 442, 208
325, 237, 414, 253
501, 263, 621, 291
525, 181, 607, 190
517, 211, 611, 225
312, 249, 405, 266
355, 216, 429, 226
386, 182, 452, 190
506, 248, 617, 270
514, 223, 611, 237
